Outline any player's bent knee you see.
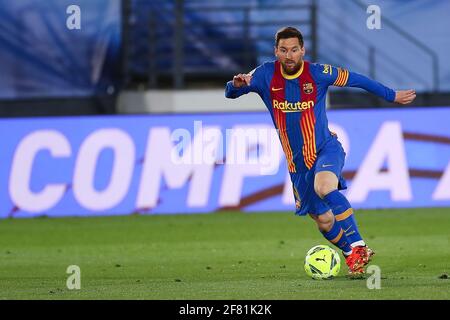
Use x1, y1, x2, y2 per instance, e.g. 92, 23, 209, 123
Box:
314, 171, 338, 198
314, 183, 335, 199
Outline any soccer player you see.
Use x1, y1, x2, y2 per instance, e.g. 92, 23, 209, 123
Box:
225, 27, 416, 275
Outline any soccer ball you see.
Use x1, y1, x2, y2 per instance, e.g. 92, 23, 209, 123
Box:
304, 245, 341, 279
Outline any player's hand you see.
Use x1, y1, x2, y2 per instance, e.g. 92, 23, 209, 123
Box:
394, 89, 416, 104
232, 73, 252, 88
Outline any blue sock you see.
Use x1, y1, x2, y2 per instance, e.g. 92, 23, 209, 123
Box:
321, 217, 352, 255
323, 190, 365, 247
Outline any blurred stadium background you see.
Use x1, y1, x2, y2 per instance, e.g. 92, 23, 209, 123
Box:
1, 0, 449, 116
0, 0, 449, 300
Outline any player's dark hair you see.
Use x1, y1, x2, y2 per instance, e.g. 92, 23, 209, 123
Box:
275, 27, 304, 48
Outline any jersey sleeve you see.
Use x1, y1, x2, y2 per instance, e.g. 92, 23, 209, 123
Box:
315, 64, 396, 102
225, 64, 264, 99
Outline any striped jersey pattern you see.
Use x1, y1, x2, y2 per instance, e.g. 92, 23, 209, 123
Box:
225, 60, 396, 173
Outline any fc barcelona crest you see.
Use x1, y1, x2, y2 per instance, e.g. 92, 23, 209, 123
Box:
303, 82, 313, 94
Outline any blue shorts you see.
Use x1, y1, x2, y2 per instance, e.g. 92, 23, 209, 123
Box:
291, 137, 347, 216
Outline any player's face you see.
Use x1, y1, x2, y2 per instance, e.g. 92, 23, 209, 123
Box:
275, 38, 305, 75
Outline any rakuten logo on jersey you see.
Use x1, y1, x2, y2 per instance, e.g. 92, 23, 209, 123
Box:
272, 100, 314, 112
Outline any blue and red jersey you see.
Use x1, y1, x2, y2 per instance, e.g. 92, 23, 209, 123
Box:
225, 60, 396, 173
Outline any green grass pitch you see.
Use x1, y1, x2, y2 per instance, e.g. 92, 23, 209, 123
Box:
0, 208, 449, 300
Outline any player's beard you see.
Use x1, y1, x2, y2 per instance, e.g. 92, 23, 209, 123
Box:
281, 59, 302, 75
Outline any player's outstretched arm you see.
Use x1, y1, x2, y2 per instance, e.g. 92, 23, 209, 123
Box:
319, 64, 417, 105
394, 89, 416, 104
225, 73, 254, 99
346, 72, 417, 105
232, 73, 252, 88
225, 64, 264, 99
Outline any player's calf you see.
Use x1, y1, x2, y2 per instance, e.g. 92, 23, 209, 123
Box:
310, 212, 353, 256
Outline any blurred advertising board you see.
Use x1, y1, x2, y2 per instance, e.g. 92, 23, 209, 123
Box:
1, 107, 449, 218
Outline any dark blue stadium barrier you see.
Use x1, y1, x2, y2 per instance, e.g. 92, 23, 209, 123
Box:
129, 0, 448, 91
0, 0, 121, 99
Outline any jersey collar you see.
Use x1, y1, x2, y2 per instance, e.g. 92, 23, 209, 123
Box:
281, 61, 304, 80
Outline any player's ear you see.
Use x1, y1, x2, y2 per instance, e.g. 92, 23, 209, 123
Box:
274, 46, 278, 59
300, 46, 306, 58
